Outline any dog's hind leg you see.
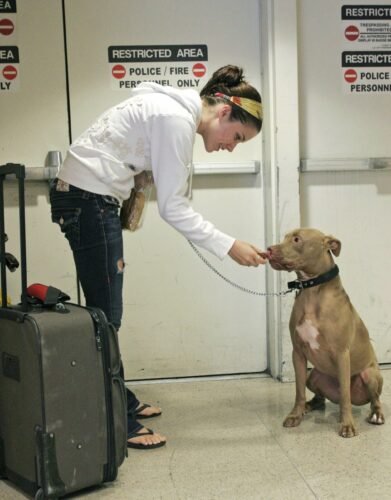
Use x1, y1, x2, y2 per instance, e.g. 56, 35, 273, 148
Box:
306, 368, 338, 407
305, 369, 326, 411
359, 366, 385, 425
305, 394, 326, 412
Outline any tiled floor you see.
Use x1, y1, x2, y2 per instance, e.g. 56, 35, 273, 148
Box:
1, 369, 390, 499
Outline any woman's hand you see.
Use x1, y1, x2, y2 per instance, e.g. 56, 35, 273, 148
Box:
228, 240, 268, 267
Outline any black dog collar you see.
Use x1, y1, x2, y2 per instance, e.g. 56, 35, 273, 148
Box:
287, 265, 339, 290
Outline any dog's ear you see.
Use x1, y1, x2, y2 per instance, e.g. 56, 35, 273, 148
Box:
324, 236, 341, 256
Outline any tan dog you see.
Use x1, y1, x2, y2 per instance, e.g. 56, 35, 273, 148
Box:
267, 228, 384, 438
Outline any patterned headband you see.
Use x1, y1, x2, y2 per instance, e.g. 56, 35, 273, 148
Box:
214, 92, 263, 121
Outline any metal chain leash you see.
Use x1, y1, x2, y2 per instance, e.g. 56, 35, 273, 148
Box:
188, 240, 294, 297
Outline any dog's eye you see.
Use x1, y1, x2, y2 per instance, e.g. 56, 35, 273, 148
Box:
293, 237, 300, 243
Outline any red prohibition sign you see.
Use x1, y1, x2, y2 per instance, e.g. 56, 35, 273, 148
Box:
344, 69, 357, 83
2, 65, 17, 80
192, 63, 206, 78
0, 18, 14, 36
112, 64, 126, 79
345, 25, 359, 41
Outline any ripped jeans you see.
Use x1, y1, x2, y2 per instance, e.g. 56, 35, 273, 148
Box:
50, 180, 142, 433
50, 180, 124, 328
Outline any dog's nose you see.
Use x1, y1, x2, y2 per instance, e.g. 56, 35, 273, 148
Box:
266, 247, 274, 259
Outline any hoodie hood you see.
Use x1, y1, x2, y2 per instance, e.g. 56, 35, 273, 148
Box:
131, 82, 202, 127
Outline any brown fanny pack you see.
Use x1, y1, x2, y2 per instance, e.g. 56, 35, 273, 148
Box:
120, 171, 154, 231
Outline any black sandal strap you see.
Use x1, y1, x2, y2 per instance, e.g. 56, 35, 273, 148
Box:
135, 403, 150, 414
127, 427, 153, 440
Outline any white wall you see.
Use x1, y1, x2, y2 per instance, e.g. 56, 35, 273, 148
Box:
1, 0, 269, 379
64, 0, 267, 378
3, 0, 388, 381
298, 0, 390, 159
261, 0, 301, 380
0, 0, 77, 306
262, 0, 391, 379
0, 0, 69, 166
298, 0, 391, 364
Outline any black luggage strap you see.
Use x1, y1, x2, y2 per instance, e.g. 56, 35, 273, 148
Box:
4, 252, 19, 272
0, 234, 19, 273
0, 233, 19, 272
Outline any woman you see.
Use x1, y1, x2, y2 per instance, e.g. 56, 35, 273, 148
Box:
50, 65, 267, 450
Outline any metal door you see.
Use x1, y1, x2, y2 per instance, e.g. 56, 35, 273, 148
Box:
64, 0, 268, 378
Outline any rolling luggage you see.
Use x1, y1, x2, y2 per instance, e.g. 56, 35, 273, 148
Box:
0, 163, 127, 499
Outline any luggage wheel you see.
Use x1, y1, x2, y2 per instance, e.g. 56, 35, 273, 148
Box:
34, 489, 43, 500
34, 488, 59, 500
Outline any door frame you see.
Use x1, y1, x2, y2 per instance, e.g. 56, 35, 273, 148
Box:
260, 0, 301, 381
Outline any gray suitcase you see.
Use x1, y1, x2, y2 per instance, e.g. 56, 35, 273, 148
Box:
0, 164, 127, 499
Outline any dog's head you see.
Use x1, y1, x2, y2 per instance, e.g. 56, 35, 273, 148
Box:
266, 228, 341, 276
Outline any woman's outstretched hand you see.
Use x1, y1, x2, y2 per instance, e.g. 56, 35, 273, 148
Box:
228, 240, 269, 267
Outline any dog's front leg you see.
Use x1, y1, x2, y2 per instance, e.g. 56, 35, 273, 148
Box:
337, 350, 357, 437
283, 348, 307, 427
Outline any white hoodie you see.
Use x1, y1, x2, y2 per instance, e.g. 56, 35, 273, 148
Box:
58, 82, 235, 259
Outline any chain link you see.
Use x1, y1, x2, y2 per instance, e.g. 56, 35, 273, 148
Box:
188, 240, 293, 297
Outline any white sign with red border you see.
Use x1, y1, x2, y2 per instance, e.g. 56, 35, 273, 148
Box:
341, 4, 391, 94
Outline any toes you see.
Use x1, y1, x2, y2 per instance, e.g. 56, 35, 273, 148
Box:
135, 403, 162, 418
149, 431, 166, 444
283, 415, 302, 427
128, 429, 167, 447
140, 406, 161, 417
339, 424, 358, 438
368, 412, 385, 425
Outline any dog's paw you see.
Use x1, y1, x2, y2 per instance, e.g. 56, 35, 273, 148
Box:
283, 414, 303, 428
367, 411, 385, 425
339, 423, 358, 438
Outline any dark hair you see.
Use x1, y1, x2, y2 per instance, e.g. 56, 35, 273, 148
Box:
200, 65, 262, 132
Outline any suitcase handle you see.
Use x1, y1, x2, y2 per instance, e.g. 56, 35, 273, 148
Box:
0, 163, 25, 179
0, 163, 28, 311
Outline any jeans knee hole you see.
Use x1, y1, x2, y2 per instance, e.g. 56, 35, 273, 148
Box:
117, 258, 125, 274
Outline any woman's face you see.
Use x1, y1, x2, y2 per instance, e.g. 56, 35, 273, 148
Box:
200, 105, 259, 153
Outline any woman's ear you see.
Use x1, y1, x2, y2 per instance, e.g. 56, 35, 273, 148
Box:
218, 104, 232, 121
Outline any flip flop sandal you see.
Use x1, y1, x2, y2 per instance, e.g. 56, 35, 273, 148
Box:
127, 428, 166, 450
134, 403, 162, 419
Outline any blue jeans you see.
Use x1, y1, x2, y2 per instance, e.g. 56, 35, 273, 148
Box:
50, 180, 142, 434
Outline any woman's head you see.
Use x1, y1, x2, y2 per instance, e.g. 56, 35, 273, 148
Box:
200, 65, 262, 132
198, 65, 262, 153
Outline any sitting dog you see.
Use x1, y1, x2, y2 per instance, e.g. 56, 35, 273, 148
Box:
266, 228, 384, 438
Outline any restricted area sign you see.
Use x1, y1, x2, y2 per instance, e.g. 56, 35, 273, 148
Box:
108, 44, 208, 90
0, 2, 18, 91
341, 4, 391, 94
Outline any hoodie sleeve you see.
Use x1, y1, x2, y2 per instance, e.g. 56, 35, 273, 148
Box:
149, 114, 235, 260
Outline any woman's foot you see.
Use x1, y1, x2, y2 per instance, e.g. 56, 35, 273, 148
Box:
134, 403, 162, 419
127, 427, 167, 449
